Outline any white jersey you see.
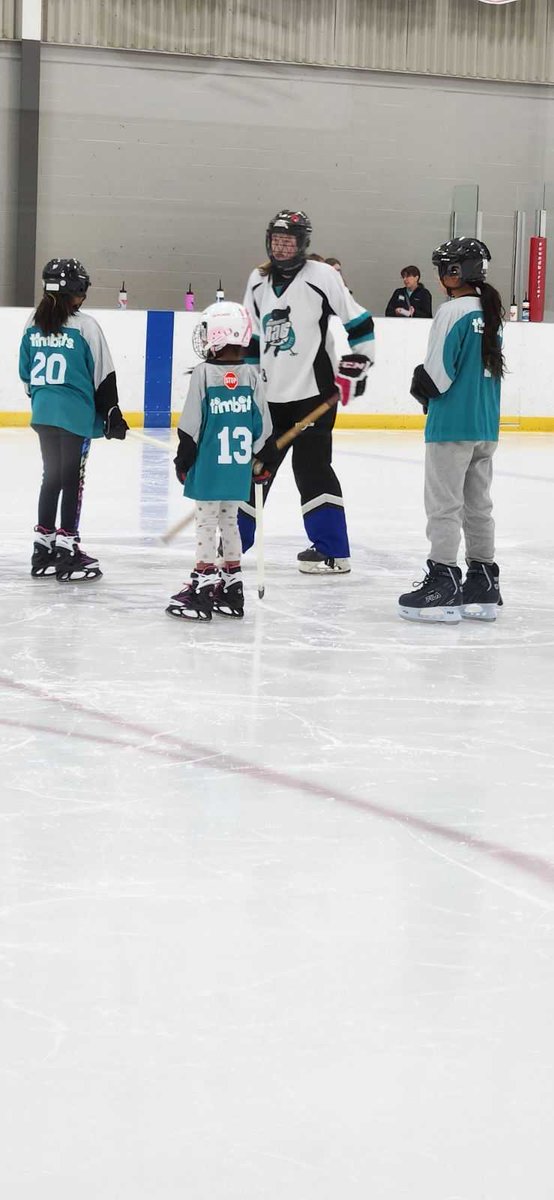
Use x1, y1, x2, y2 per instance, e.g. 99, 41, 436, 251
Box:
243, 260, 375, 405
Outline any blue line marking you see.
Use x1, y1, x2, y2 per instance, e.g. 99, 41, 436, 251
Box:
144, 311, 175, 428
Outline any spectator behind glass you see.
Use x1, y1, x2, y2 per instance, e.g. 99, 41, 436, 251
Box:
385, 265, 433, 319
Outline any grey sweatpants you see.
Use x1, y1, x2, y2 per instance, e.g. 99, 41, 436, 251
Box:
424, 440, 497, 567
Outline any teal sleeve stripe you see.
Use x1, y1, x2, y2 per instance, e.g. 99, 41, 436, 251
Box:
348, 329, 375, 347
345, 311, 373, 333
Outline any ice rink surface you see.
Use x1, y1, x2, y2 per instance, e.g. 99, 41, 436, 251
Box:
1, 426, 554, 1200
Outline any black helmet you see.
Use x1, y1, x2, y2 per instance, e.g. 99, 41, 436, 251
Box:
265, 209, 312, 270
42, 258, 91, 296
432, 238, 491, 284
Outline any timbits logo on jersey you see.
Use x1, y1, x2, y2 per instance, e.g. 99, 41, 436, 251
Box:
262, 306, 297, 357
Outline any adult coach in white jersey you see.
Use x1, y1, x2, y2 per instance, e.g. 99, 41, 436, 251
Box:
238, 209, 375, 574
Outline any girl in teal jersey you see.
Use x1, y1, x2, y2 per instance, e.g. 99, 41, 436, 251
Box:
166, 302, 276, 621
399, 238, 505, 623
19, 258, 128, 581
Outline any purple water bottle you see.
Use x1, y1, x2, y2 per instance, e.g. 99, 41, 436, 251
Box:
185, 283, 195, 311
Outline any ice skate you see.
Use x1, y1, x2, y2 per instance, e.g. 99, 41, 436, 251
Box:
297, 545, 351, 575
462, 561, 501, 621
55, 530, 102, 582
31, 526, 57, 577
166, 569, 218, 621
399, 560, 462, 623
213, 568, 244, 618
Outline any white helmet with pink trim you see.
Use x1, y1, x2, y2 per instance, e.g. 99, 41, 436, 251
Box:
192, 301, 253, 359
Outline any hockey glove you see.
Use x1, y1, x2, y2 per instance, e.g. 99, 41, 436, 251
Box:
335, 353, 371, 407
253, 434, 279, 484
410, 364, 430, 414
174, 442, 189, 484
252, 463, 273, 485
104, 406, 129, 440
174, 430, 197, 484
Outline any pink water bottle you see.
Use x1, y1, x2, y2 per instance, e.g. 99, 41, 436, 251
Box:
185, 283, 195, 311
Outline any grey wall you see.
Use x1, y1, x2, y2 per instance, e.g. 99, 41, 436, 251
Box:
39, 0, 554, 88
32, 45, 554, 317
0, 42, 20, 304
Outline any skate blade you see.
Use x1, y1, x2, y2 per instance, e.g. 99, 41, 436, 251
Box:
461, 603, 497, 622
298, 563, 351, 575
213, 605, 244, 618
56, 568, 102, 582
399, 604, 462, 624
31, 566, 57, 577
165, 604, 211, 621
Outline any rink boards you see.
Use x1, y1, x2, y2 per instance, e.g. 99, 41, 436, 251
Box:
2, 309, 554, 430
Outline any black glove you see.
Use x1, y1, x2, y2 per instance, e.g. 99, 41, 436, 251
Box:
174, 444, 188, 484
174, 430, 196, 484
252, 434, 279, 483
104, 406, 129, 440
410, 365, 429, 414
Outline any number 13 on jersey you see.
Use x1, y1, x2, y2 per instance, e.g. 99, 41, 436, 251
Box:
217, 426, 252, 465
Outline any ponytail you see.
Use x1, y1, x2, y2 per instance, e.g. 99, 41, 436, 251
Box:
478, 282, 505, 379
33, 292, 76, 336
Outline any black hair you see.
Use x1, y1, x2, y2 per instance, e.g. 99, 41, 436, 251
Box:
401, 265, 420, 279
33, 292, 77, 336
477, 282, 506, 379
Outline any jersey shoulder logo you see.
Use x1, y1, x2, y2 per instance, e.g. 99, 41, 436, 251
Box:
262, 306, 297, 357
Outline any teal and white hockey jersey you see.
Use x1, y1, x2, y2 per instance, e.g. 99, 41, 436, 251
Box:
421, 296, 501, 443
178, 361, 273, 502
19, 311, 119, 439
243, 260, 375, 404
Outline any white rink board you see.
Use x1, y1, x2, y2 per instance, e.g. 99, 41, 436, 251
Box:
1, 309, 554, 421
0, 308, 148, 414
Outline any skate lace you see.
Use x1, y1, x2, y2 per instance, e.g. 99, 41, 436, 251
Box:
412, 570, 431, 590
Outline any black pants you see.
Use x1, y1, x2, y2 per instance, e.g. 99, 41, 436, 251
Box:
35, 425, 91, 533
238, 396, 350, 557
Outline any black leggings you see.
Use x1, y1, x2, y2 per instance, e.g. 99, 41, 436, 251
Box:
35, 425, 91, 533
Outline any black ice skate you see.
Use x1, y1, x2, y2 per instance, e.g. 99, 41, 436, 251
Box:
213, 569, 244, 618
31, 526, 57, 577
166, 570, 217, 621
55, 530, 102, 582
462, 561, 501, 622
399, 560, 462, 623
297, 545, 351, 575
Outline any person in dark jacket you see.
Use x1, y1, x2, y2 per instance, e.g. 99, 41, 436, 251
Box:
385, 266, 433, 319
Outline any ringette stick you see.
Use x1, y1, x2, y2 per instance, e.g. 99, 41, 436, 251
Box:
159, 393, 340, 546
254, 483, 265, 600
252, 392, 339, 472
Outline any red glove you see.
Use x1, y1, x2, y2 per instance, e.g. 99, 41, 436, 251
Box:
335, 353, 371, 407
252, 463, 273, 485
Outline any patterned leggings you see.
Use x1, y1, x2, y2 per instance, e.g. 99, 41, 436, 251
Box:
195, 501, 241, 564
35, 424, 91, 534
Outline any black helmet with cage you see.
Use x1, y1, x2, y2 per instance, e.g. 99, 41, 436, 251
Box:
265, 209, 312, 270
432, 238, 491, 285
42, 258, 91, 296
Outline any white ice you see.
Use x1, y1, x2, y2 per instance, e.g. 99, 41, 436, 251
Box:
1, 427, 554, 1200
